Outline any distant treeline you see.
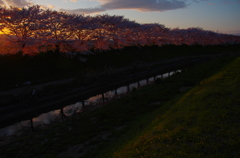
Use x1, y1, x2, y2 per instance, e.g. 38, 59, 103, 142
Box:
0, 5, 240, 55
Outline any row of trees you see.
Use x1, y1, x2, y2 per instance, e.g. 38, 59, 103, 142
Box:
0, 5, 240, 55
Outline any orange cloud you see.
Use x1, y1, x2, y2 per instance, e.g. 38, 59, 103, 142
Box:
47, 4, 55, 9
0, 0, 33, 7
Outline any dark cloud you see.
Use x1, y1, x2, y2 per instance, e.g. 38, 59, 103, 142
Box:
61, 0, 188, 14
0, 0, 33, 7
221, 0, 240, 3
101, 0, 187, 12
61, 0, 237, 14
193, 0, 209, 3
194, 0, 240, 4
60, 7, 106, 14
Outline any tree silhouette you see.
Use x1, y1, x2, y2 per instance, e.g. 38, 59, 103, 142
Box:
0, 5, 239, 56
0, 5, 44, 54
40, 9, 77, 55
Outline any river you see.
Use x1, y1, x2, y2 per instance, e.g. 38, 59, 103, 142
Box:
0, 70, 182, 139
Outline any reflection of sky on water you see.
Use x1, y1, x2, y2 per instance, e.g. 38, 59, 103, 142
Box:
87, 94, 102, 104
0, 120, 29, 137
0, 70, 181, 138
63, 102, 82, 116
117, 86, 127, 94
33, 110, 60, 125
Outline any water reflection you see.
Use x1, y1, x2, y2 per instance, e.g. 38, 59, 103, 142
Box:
0, 70, 182, 139
63, 102, 82, 117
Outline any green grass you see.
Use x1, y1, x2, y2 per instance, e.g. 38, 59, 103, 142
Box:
0, 55, 240, 158
106, 56, 240, 158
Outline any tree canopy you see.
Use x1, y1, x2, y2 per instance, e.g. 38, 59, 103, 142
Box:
0, 5, 239, 55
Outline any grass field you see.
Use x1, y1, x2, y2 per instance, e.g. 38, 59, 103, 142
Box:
0, 54, 239, 158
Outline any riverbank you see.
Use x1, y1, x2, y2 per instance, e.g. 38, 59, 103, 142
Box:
0, 53, 233, 129
0, 55, 239, 158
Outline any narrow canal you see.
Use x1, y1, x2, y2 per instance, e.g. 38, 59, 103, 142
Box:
0, 69, 182, 139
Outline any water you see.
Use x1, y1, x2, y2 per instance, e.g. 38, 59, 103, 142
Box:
0, 70, 181, 139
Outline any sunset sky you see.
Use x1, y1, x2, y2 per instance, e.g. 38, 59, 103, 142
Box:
0, 0, 239, 35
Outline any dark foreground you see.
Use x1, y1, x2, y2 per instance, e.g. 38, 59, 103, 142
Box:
0, 55, 239, 158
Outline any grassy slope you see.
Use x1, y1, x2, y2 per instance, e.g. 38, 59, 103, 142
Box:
107, 56, 240, 158
0, 55, 239, 158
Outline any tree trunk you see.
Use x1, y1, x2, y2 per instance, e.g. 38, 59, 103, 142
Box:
52, 44, 60, 57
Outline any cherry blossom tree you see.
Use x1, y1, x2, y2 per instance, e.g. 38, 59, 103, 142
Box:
71, 15, 99, 52
39, 9, 78, 55
136, 23, 167, 46
0, 5, 240, 56
117, 21, 141, 47
89, 15, 113, 51
107, 16, 141, 49
0, 5, 44, 54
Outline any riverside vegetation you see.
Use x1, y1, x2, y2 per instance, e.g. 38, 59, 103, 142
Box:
0, 48, 239, 157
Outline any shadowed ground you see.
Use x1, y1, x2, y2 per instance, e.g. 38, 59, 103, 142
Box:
0, 55, 239, 158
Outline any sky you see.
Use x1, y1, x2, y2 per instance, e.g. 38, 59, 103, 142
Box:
0, 0, 239, 35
